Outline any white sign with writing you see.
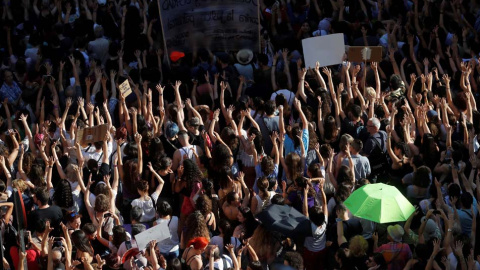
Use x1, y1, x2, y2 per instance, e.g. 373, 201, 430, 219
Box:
134, 222, 171, 251
119, 79, 132, 97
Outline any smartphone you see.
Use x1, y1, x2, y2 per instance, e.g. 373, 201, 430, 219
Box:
54, 237, 62, 241
445, 149, 452, 161
104, 213, 112, 218
432, 210, 441, 215
134, 258, 145, 269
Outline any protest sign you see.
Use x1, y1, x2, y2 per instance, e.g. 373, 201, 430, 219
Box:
134, 222, 171, 251
302, 34, 345, 68
77, 124, 109, 147
347, 46, 383, 63
159, 0, 260, 52
119, 79, 132, 97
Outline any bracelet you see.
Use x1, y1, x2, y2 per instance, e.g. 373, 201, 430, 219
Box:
48, 166, 53, 168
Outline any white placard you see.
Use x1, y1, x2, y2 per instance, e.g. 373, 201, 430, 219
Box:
119, 79, 132, 97
134, 222, 171, 251
302, 34, 346, 68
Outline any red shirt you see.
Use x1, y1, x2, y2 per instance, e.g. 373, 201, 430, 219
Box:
10, 246, 41, 270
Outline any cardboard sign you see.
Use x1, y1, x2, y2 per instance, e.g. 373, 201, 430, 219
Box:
77, 124, 109, 147
119, 79, 132, 97
159, 0, 259, 52
347, 46, 383, 63
302, 34, 346, 68
134, 222, 171, 251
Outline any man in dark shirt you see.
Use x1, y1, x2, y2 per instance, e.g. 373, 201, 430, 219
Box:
28, 187, 63, 237
362, 117, 387, 156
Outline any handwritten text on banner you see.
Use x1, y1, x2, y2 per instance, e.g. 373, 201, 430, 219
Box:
160, 0, 259, 51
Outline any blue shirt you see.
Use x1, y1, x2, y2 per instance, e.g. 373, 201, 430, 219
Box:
0, 81, 22, 104
253, 163, 278, 193
284, 128, 309, 157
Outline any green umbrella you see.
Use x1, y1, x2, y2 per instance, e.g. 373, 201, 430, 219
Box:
344, 183, 415, 223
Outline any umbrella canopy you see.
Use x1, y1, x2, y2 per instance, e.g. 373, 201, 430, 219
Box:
344, 183, 415, 223
256, 204, 312, 238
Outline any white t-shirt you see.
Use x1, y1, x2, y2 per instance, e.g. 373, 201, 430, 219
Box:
303, 219, 328, 252
131, 192, 160, 222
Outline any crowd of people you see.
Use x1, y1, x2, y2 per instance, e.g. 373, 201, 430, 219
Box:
1, 0, 480, 269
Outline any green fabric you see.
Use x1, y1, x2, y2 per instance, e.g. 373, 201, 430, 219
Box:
344, 183, 415, 224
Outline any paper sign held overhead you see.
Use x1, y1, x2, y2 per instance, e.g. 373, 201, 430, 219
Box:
302, 34, 345, 69
119, 79, 132, 97
347, 46, 383, 63
77, 124, 109, 147
134, 222, 171, 251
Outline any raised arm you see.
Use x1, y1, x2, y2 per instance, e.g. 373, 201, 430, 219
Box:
135, 133, 143, 175
278, 105, 286, 136
293, 98, 308, 130
271, 53, 279, 91
281, 49, 292, 90
147, 162, 165, 197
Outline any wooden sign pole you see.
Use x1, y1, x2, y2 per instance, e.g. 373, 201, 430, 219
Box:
157, 0, 170, 68
257, 0, 261, 53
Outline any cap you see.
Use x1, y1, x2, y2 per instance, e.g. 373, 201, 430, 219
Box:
170, 51, 185, 62
387, 224, 404, 242
421, 217, 441, 241
187, 117, 201, 127
166, 122, 179, 138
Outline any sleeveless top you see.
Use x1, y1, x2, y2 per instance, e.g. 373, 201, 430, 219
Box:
179, 146, 198, 164
253, 192, 275, 215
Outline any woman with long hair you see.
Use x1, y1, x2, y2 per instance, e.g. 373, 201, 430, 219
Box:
96, 225, 127, 255
195, 194, 216, 232
217, 166, 241, 201
233, 206, 258, 239
251, 176, 275, 215
181, 211, 210, 249
174, 159, 203, 237
71, 230, 94, 263
237, 109, 264, 187
52, 179, 77, 212
222, 172, 250, 221
119, 133, 143, 223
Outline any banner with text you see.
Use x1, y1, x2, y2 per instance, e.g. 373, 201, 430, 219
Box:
160, 0, 259, 52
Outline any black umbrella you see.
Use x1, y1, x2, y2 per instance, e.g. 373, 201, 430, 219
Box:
256, 204, 312, 238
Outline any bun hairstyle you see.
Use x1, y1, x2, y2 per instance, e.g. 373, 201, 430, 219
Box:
187, 237, 209, 250
257, 176, 269, 194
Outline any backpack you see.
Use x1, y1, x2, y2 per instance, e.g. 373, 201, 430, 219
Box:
368, 134, 390, 181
